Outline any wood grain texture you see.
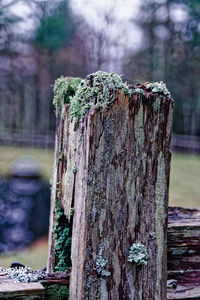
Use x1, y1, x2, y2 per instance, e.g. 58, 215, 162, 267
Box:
48, 89, 173, 300
168, 207, 200, 271
0, 275, 44, 299
167, 270, 200, 299
167, 207, 200, 300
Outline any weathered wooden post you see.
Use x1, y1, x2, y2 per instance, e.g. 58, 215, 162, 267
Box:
47, 72, 173, 299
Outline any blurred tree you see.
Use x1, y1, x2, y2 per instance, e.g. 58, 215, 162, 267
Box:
35, 0, 74, 51
32, 0, 88, 136
124, 0, 200, 136
72, 1, 135, 74
0, 0, 21, 39
0, 0, 89, 147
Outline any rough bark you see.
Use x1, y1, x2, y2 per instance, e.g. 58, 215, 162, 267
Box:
167, 207, 200, 299
47, 88, 173, 300
168, 207, 200, 271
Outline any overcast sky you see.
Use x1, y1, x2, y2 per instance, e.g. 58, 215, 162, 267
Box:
72, 0, 140, 23
72, 0, 142, 49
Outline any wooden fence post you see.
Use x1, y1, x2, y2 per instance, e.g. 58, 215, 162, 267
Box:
47, 72, 173, 299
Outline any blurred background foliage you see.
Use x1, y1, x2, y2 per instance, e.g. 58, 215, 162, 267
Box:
35, 1, 74, 51
0, 0, 199, 267
0, 0, 199, 207
126, 0, 200, 136
0, 0, 199, 146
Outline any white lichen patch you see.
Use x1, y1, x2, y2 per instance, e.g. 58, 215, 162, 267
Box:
150, 232, 156, 240
128, 243, 149, 266
134, 88, 145, 96
72, 165, 77, 174
146, 81, 171, 98
95, 253, 111, 277
0, 266, 46, 283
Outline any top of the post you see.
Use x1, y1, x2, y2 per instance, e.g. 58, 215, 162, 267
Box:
53, 70, 173, 122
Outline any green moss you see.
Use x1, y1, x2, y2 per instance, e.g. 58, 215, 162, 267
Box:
53, 76, 82, 106
69, 71, 131, 121
53, 72, 171, 123
69, 208, 74, 216
43, 283, 69, 300
54, 202, 71, 272
53, 71, 131, 121
128, 243, 149, 266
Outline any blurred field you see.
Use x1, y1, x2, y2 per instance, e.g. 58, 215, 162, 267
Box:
0, 146, 54, 181
169, 152, 200, 208
0, 146, 199, 268
0, 146, 199, 206
0, 238, 48, 269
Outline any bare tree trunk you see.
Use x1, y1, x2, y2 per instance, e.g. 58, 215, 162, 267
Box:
47, 84, 173, 299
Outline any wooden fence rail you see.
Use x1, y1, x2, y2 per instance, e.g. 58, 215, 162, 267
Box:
167, 207, 200, 299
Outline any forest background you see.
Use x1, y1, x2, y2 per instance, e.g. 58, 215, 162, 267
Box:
0, 0, 199, 147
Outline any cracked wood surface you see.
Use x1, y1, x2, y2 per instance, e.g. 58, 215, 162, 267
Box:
47, 90, 173, 300
167, 207, 200, 299
0, 275, 44, 299
168, 207, 200, 271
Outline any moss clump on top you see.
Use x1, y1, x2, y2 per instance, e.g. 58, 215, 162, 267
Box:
69, 71, 131, 121
53, 71, 172, 121
53, 76, 82, 106
53, 71, 131, 120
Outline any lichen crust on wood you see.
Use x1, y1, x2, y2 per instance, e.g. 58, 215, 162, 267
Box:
48, 71, 174, 300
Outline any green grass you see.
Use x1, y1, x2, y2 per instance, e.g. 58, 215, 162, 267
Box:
0, 238, 48, 269
0, 146, 199, 207
0, 146, 54, 181
169, 152, 200, 207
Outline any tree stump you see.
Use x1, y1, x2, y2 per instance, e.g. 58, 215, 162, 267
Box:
47, 72, 173, 299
